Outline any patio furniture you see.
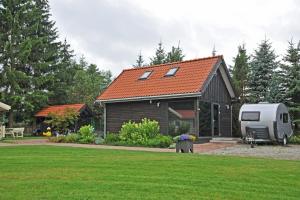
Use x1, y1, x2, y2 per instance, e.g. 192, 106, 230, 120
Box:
4, 128, 24, 138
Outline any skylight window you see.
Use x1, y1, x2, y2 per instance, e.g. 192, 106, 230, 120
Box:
139, 71, 152, 80
165, 67, 179, 77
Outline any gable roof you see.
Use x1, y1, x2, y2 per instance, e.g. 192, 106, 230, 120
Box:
35, 104, 85, 117
98, 55, 234, 102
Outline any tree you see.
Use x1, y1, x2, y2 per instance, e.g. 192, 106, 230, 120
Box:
0, 0, 62, 126
45, 108, 79, 134
150, 41, 166, 65
67, 57, 112, 108
281, 40, 300, 130
231, 44, 250, 136
165, 45, 184, 63
231, 44, 250, 103
248, 39, 278, 102
134, 51, 145, 68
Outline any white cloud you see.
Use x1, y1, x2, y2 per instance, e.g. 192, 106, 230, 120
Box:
49, 0, 300, 75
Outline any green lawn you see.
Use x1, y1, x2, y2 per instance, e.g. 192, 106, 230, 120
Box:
0, 146, 299, 200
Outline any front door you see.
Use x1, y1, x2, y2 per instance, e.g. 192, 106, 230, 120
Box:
212, 104, 220, 137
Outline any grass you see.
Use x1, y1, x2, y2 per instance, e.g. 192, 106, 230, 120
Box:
0, 146, 299, 200
0, 136, 46, 143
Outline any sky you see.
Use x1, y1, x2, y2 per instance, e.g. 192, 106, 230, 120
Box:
49, 0, 300, 76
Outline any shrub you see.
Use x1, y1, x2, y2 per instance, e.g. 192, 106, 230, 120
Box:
48, 135, 65, 143
64, 134, 80, 143
79, 125, 94, 137
289, 135, 300, 144
105, 133, 120, 143
119, 118, 160, 145
147, 135, 173, 148
45, 108, 79, 134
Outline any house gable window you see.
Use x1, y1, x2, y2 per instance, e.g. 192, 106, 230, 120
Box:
139, 71, 152, 80
165, 67, 179, 77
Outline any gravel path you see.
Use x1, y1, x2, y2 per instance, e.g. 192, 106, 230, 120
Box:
202, 144, 300, 160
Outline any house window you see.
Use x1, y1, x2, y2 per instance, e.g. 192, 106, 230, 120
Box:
139, 71, 152, 80
241, 111, 260, 121
283, 113, 289, 123
165, 67, 179, 77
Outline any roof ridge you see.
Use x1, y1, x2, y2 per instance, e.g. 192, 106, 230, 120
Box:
45, 103, 85, 108
123, 55, 223, 71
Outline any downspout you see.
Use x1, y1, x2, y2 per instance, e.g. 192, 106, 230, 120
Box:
103, 103, 107, 138
230, 105, 233, 137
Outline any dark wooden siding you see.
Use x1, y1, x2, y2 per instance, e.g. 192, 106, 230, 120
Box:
200, 69, 232, 137
106, 100, 169, 134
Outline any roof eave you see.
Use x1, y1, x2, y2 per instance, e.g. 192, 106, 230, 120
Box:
96, 92, 202, 104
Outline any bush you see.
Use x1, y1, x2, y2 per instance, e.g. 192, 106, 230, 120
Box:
105, 133, 120, 143
49, 125, 96, 144
48, 135, 66, 143
289, 135, 300, 144
79, 125, 94, 137
64, 134, 80, 143
119, 118, 160, 145
104, 119, 173, 148
147, 135, 173, 148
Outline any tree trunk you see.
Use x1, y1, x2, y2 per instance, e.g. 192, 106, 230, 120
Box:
8, 110, 13, 128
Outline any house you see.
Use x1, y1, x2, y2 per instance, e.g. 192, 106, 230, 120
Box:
97, 55, 236, 137
34, 103, 92, 132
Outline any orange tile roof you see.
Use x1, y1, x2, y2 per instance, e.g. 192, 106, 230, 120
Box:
35, 104, 85, 117
98, 55, 222, 101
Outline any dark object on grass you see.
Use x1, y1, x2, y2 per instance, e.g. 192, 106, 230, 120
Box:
176, 140, 193, 153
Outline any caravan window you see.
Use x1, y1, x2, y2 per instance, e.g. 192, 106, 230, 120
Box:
241, 111, 260, 121
283, 113, 289, 123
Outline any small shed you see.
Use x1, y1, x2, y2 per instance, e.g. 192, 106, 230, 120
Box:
34, 103, 92, 133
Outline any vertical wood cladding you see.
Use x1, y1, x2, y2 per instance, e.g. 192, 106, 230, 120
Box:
200, 69, 232, 136
106, 100, 169, 134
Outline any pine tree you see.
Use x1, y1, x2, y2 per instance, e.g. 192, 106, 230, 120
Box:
266, 70, 285, 103
248, 39, 278, 103
150, 41, 166, 65
282, 40, 300, 130
134, 51, 144, 68
231, 44, 250, 136
165, 45, 184, 63
231, 44, 250, 103
0, 0, 62, 126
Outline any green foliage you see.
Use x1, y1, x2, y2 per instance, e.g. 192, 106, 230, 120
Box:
147, 135, 173, 148
104, 133, 121, 143
281, 40, 300, 130
231, 44, 250, 103
288, 135, 300, 144
0, 1, 112, 128
249, 39, 278, 102
49, 125, 96, 144
150, 41, 166, 65
119, 118, 160, 144
150, 41, 185, 65
165, 45, 185, 63
77, 125, 95, 144
105, 119, 172, 148
134, 51, 145, 68
78, 125, 94, 137
45, 108, 79, 134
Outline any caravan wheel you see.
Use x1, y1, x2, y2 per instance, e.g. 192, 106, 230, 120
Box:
282, 135, 288, 146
